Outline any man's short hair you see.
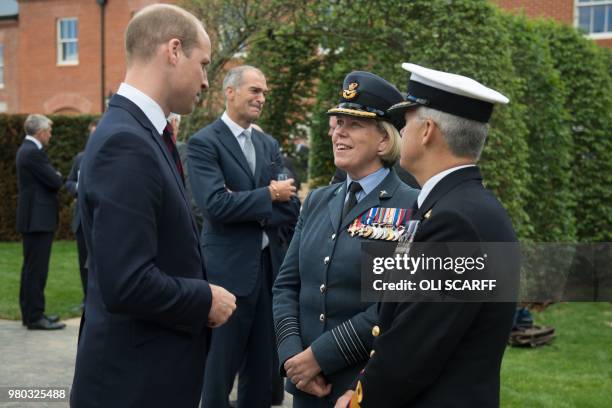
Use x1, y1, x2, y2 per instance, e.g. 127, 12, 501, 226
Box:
222, 65, 264, 91
416, 106, 489, 160
24, 114, 52, 136
125, 4, 204, 66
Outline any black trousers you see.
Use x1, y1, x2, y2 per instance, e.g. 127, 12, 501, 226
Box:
20, 231, 54, 324
75, 226, 88, 300
202, 248, 274, 408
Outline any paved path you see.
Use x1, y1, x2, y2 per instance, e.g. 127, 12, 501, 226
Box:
0, 319, 292, 407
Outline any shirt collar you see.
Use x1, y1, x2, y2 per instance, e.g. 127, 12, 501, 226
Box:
117, 82, 167, 135
346, 166, 389, 202
417, 164, 475, 208
25, 135, 43, 150
221, 111, 252, 139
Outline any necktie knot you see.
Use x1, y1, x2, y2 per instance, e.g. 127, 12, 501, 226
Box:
348, 181, 363, 194
161, 121, 184, 183
163, 122, 174, 141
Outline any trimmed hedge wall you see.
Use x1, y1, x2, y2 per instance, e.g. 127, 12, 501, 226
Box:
0, 114, 97, 241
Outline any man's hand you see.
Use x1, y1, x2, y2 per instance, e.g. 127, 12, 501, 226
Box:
207, 284, 236, 328
334, 390, 355, 408
285, 346, 321, 386
296, 374, 332, 397
269, 179, 296, 202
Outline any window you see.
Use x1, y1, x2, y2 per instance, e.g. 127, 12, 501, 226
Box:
57, 18, 79, 65
0, 44, 4, 88
577, 0, 612, 38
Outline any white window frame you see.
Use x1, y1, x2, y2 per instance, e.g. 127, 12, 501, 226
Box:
57, 17, 79, 66
575, 0, 612, 39
0, 44, 4, 89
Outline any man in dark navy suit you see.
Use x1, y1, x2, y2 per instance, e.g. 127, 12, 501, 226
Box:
188, 65, 300, 408
70, 5, 236, 407
15, 114, 65, 330
65, 119, 97, 304
337, 64, 519, 408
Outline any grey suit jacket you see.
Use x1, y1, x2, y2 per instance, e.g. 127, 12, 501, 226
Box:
272, 169, 419, 402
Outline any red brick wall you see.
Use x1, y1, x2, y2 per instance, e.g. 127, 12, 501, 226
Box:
0, 20, 19, 113
493, 0, 575, 24
12, 0, 162, 114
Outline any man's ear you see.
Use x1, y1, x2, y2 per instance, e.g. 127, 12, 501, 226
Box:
167, 38, 182, 65
421, 119, 437, 146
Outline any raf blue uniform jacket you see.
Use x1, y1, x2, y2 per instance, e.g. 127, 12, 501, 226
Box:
272, 170, 418, 403
71, 95, 213, 408
187, 118, 300, 297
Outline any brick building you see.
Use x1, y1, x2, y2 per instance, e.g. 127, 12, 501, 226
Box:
0, 0, 610, 114
494, 0, 612, 48
0, 0, 164, 114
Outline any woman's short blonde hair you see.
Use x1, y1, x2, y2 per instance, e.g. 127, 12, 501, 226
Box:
376, 120, 401, 168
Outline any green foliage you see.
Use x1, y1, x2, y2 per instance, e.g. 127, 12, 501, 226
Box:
504, 15, 575, 241
536, 22, 612, 242
0, 114, 96, 241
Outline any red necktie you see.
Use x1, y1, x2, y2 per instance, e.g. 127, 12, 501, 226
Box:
162, 122, 185, 183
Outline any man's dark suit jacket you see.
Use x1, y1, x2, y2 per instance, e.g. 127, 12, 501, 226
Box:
65, 151, 83, 232
356, 166, 518, 407
71, 95, 213, 408
187, 119, 300, 297
15, 139, 62, 233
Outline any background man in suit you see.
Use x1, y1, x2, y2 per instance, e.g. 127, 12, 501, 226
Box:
337, 64, 518, 408
188, 65, 300, 408
65, 119, 97, 305
70, 5, 236, 407
15, 114, 65, 331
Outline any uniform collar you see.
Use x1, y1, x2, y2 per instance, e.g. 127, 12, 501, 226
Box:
417, 164, 475, 208
346, 166, 390, 202
117, 82, 167, 135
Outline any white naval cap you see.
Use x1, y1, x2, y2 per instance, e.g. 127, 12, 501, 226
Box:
388, 63, 509, 123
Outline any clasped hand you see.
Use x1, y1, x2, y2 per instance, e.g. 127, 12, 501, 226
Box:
269, 179, 297, 202
284, 347, 331, 397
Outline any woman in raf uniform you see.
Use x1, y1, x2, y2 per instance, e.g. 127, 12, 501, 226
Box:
272, 71, 419, 407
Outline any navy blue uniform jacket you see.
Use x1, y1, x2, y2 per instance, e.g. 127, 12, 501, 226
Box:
356, 166, 518, 408
71, 95, 213, 408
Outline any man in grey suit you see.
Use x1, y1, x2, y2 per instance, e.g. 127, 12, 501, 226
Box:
188, 65, 300, 408
15, 114, 65, 330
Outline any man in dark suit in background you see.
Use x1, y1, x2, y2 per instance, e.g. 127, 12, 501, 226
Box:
65, 119, 97, 304
15, 114, 65, 331
70, 5, 236, 407
188, 65, 300, 408
337, 63, 518, 408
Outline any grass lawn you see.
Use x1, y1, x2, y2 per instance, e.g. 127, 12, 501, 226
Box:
0, 240, 84, 320
0, 241, 610, 406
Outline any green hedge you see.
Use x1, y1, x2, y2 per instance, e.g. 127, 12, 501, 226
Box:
0, 114, 97, 241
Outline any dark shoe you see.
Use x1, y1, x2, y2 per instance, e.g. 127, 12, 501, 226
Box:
45, 314, 60, 323
27, 317, 66, 330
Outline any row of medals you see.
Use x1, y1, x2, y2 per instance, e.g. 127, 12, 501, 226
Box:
347, 208, 416, 241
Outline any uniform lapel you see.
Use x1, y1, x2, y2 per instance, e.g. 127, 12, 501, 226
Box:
215, 120, 254, 183
328, 183, 345, 233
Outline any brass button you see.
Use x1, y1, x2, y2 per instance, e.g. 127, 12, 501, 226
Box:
320, 284, 326, 293
331, 233, 336, 240
370, 349, 375, 357
319, 313, 325, 322
371, 325, 380, 337
324, 256, 330, 265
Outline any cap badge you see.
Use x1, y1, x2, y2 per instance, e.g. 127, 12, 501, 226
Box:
342, 82, 359, 100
